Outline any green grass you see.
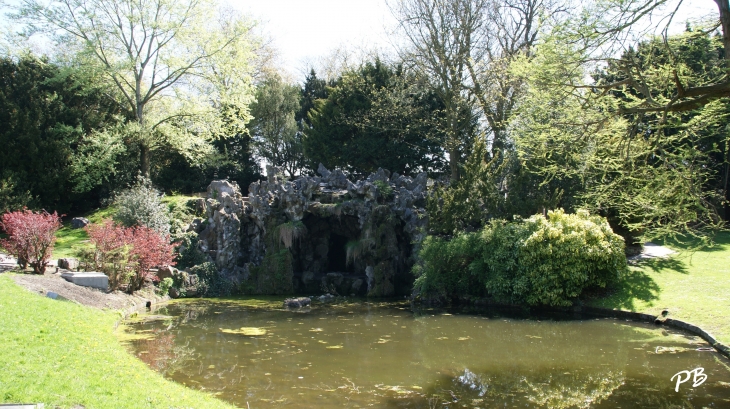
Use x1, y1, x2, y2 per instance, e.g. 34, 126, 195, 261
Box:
589, 231, 730, 345
52, 194, 198, 260
53, 206, 118, 259
0, 275, 237, 409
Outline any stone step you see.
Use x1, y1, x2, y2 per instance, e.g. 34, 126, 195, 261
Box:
61, 272, 108, 291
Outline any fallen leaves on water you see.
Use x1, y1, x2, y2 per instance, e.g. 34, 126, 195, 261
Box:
219, 327, 267, 336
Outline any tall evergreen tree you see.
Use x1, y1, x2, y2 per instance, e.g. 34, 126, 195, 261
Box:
303, 59, 457, 177
0, 55, 123, 213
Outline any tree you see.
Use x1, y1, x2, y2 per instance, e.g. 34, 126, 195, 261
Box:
303, 59, 453, 177
296, 69, 330, 128
249, 74, 305, 178
390, 0, 564, 165
0, 55, 123, 213
12, 0, 258, 177
503, 22, 726, 244
389, 0, 487, 180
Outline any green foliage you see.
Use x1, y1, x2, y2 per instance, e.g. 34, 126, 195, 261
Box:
373, 180, 393, 198
250, 74, 305, 178
158, 277, 173, 296
304, 58, 449, 177
113, 178, 171, 235
190, 262, 235, 297
174, 232, 208, 270
427, 137, 503, 234
164, 197, 196, 240
0, 55, 123, 213
505, 23, 727, 245
414, 209, 627, 306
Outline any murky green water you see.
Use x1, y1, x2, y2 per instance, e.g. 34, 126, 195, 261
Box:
122, 299, 730, 408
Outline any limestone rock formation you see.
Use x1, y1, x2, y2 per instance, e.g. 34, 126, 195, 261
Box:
196, 164, 429, 296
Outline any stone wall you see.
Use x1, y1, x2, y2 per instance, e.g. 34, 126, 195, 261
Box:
196, 164, 429, 296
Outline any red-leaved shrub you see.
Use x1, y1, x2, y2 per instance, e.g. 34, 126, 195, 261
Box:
85, 219, 175, 292
0, 209, 62, 274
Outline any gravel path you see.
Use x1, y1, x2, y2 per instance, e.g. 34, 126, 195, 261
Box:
629, 242, 676, 262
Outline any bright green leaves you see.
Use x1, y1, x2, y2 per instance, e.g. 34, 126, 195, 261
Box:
414, 209, 627, 306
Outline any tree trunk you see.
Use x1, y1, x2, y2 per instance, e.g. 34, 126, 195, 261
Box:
449, 148, 460, 182
716, 0, 730, 62
140, 144, 150, 179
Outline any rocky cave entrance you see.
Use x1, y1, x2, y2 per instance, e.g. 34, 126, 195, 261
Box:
328, 233, 354, 274
292, 213, 367, 295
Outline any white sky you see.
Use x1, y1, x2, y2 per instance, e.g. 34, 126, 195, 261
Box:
0, 0, 721, 81
231, 0, 398, 79
233, 0, 718, 82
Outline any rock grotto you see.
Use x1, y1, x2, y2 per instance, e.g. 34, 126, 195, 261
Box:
193, 164, 430, 296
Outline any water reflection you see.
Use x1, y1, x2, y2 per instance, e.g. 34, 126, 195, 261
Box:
121, 300, 730, 408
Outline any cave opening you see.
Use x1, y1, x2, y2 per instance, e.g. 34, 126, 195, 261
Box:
328, 233, 353, 273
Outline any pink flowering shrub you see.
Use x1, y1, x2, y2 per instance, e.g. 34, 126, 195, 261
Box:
0, 209, 61, 274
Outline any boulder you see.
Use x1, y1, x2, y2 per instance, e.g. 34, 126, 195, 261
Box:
157, 265, 178, 281
71, 217, 89, 229
207, 180, 240, 200
57, 258, 79, 271
193, 198, 207, 215
283, 297, 311, 308
169, 287, 180, 299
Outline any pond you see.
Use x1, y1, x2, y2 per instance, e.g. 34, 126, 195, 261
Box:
121, 299, 730, 408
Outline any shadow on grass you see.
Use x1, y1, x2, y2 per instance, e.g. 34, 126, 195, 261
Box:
656, 230, 730, 253
632, 256, 689, 275
599, 269, 661, 310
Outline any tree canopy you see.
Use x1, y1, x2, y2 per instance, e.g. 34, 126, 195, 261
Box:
12, 0, 259, 177
304, 59, 454, 177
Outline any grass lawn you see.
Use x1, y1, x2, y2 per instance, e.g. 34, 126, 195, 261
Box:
589, 231, 730, 345
0, 274, 237, 409
52, 206, 117, 259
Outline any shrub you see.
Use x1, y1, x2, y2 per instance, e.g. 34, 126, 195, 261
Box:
414, 209, 627, 306
167, 199, 196, 240
113, 177, 170, 235
0, 209, 62, 274
85, 219, 176, 292
189, 262, 235, 297
174, 232, 207, 270
158, 277, 174, 296
82, 221, 133, 290
373, 180, 393, 199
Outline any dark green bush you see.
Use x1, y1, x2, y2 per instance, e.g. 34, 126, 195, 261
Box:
174, 232, 207, 270
413, 209, 627, 306
189, 262, 236, 297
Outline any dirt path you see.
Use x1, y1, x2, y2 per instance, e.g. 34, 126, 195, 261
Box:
1, 251, 169, 312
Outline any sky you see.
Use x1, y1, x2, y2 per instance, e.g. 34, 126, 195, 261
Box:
0, 0, 721, 80
233, 0, 718, 81
232, 0, 398, 78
